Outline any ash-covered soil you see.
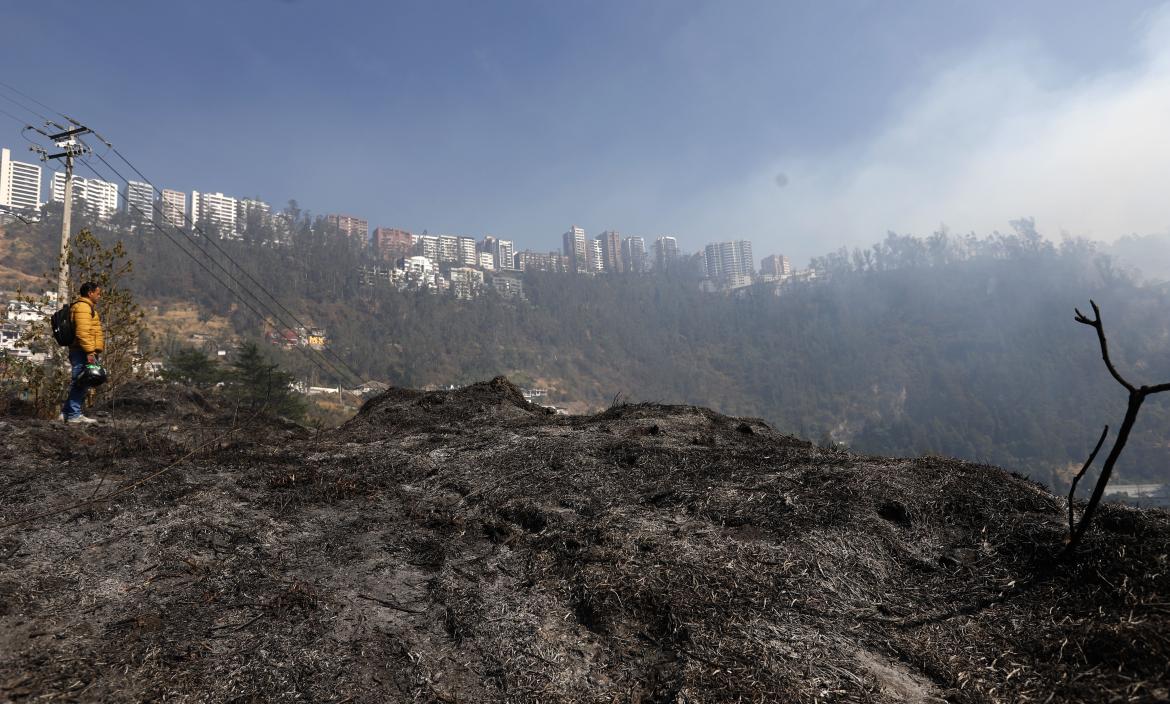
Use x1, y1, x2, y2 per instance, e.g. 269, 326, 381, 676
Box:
1, 378, 1167, 703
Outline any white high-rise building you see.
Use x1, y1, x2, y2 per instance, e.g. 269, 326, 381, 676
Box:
654, 236, 679, 271
597, 231, 623, 273
622, 236, 647, 273
760, 254, 792, 278
0, 148, 42, 211
236, 198, 269, 219
415, 235, 440, 261
51, 172, 119, 220
457, 236, 478, 266
437, 235, 459, 263
190, 191, 238, 237
704, 240, 755, 283
124, 181, 155, 222
562, 225, 587, 273
236, 198, 271, 239
160, 189, 186, 228
495, 239, 515, 270
587, 238, 604, 273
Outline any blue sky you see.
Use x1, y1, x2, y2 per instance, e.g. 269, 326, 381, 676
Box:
2, 1, 1168, 264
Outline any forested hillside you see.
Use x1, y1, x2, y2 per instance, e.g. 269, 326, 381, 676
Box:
4, 205, 1168, 491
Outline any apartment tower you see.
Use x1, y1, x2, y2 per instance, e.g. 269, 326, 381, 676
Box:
327, 214, 369, 244
160, 189, 186, 228
562, 225, 588, 274
124, 181, 155, 222
52, 173, 119, 220
704, 240, 755, 283
760, 254, 792, 277
373, 227, 414, 262
653, 236, 679, 271
597, 230, 623, 273
622, 236, 647, 273
190, 191, 238, 236
0, 148, 42, 211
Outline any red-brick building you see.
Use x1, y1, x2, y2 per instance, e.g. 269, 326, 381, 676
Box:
372, 227, 415, 262
326, 214, 369, 244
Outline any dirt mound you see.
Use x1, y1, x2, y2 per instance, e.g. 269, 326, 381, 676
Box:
340, 375, 552, 439
0, 378, 1167, 703
101, 379, 220, 417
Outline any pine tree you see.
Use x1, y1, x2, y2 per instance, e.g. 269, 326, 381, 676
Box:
228, 342, 305, 419
162, 348, 222, 389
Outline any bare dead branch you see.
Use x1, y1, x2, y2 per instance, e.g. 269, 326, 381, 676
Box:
1068, 425, 1108, 536
1074, 300, 1135, 393
1065, 300, 1170, 558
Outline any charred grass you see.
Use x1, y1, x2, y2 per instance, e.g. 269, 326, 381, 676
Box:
0, 378, 1167, 703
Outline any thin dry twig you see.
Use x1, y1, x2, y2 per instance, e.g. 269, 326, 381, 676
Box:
357, 593, 426, 614
1068, 425, 1108, 536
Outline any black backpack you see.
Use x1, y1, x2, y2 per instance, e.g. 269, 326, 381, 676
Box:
49, 305, 76, 346
49, 300, 92, 347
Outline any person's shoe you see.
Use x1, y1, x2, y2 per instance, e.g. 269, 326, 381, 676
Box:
57, 412, 65, 421
66, 415, 98, 424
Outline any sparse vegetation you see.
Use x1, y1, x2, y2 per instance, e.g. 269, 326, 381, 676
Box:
227, 342, 305, 420
5, 214, 1170, 491
0, 378, 1166, 702
161, 347, 222, 389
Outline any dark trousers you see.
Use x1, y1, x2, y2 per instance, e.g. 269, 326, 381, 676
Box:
62, 348, 91, 419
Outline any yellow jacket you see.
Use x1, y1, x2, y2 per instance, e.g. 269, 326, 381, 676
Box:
70, 298, 103, 354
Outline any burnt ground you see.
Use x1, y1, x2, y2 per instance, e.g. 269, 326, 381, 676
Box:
0, 378, 1167, 703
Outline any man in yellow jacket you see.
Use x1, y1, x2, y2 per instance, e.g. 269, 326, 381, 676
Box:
61, 281, 104, 423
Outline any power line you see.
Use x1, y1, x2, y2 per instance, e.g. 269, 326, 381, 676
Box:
0, 106, 32, 128
0, 80, 64, 122
0, 83, 365, 385
0, 88, 358, 383
81, 149, 362, 386
0, 112, 47, 227
76, 154, 360, 386
0, 90, 49, 123
73, 155, 358, 387
101, 145, 365, 385
30, 122, 92, 303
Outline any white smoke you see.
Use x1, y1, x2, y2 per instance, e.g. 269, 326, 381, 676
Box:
697, 6, 1170, 264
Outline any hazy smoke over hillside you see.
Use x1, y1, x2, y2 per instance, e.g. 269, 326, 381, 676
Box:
699, 6, 1170, 264
1109, 232, 1170, 282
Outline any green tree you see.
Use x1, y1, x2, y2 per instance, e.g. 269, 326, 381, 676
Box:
66, 229, 147, 399
228, 342, 305, 420
162, 348, 222, 389
0, 228, 144, 417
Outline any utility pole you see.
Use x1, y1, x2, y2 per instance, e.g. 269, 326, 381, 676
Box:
30, 120, 92, 304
